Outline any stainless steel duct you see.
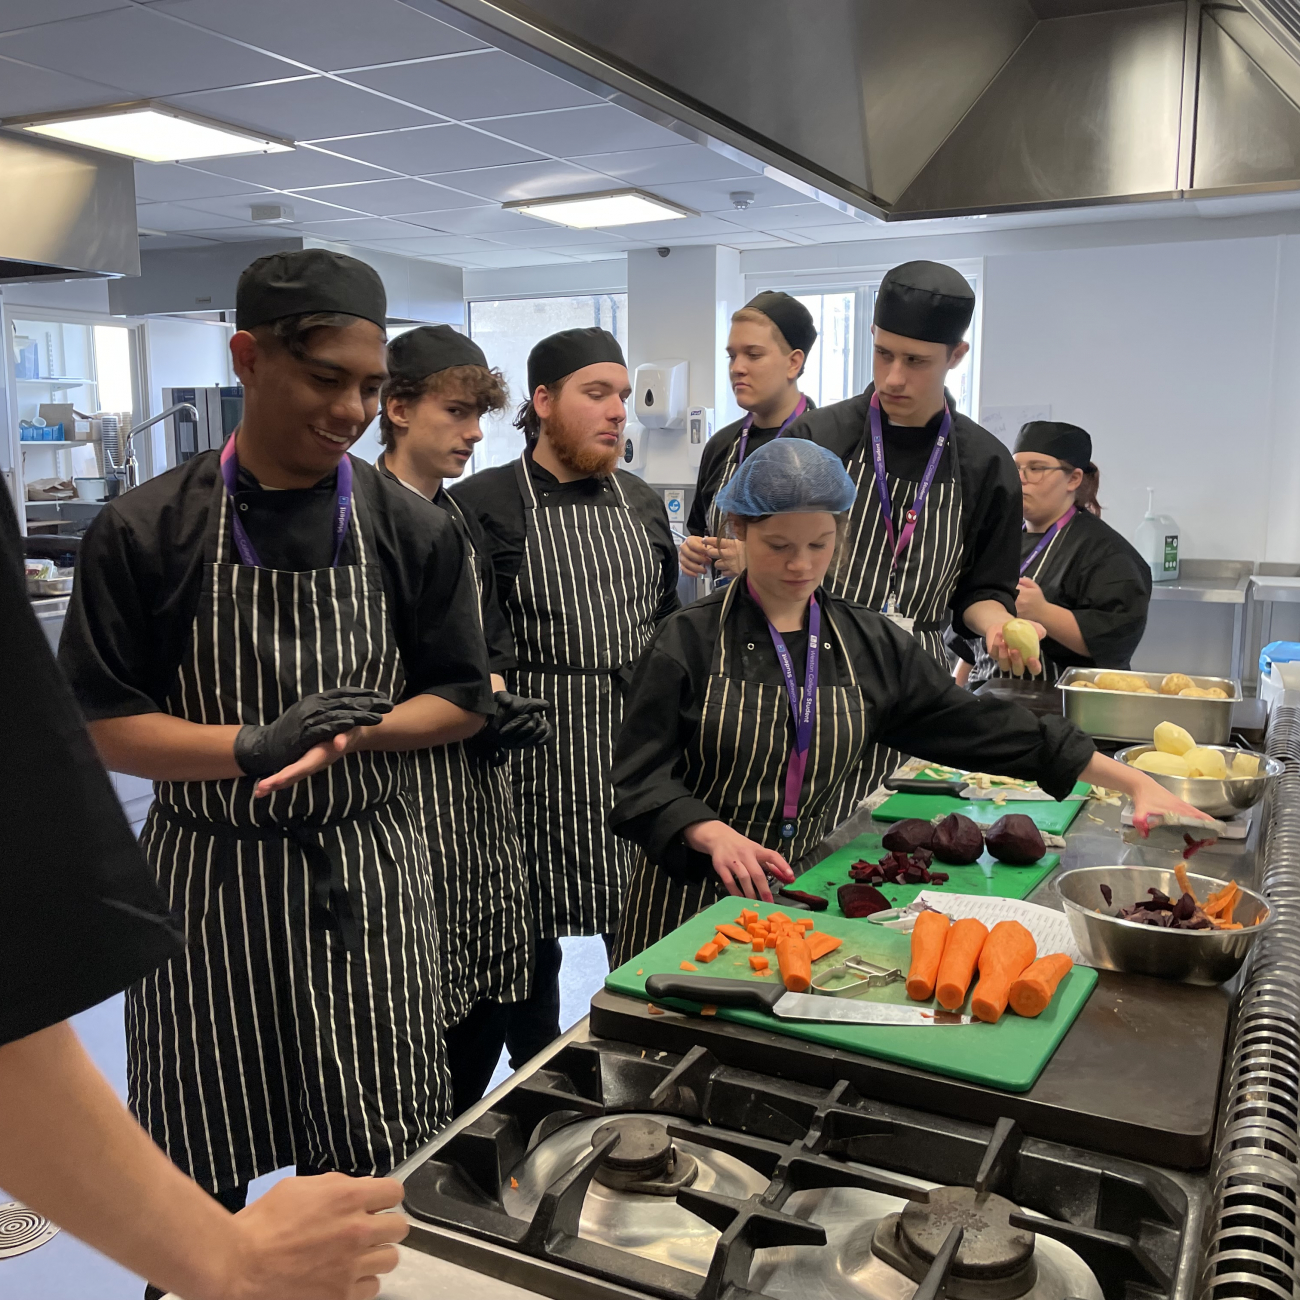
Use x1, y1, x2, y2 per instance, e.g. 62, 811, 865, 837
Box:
421, 0, 1300, 220
0, 130, 139, 282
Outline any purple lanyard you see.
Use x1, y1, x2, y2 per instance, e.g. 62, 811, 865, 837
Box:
868, 391, 951, 602
219, 436, 353, 569
749, 579, 821, 839
1021, 506, 1076, 576
736, 394, 808, 465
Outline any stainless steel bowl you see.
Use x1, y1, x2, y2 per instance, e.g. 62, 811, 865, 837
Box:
1057, 865, 1270, 985
1115, 744, 1282, 818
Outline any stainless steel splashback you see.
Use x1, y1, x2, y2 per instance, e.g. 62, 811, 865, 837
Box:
423, 0, 1300, 220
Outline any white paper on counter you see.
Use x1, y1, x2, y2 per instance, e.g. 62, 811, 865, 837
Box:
910, 891, 1088, 965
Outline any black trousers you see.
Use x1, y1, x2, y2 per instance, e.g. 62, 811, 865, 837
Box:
503, 934, 615, 1069
445, 998, 511, 1115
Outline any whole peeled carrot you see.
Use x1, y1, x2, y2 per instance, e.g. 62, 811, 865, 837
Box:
934, 917, 989, 1011
970, 920, 1037, 1024
775, 933, 813, 993
1009, 953, 1073, 1017
906, 910, 951, 1002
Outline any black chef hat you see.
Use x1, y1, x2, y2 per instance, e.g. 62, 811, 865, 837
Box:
236, 249, 387, 332
1015, 421, 1094, 471
745, 290, 817, 355
386, 325, 487, 382
873, 261, 974, 345
527, 327, 625, 393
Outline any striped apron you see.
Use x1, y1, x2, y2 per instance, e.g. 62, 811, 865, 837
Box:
125, 482, 451, 1194
506, 459, 661, 939
615, 583, 869, 962
822, 417, 964, 828
410, 492, 531, 1024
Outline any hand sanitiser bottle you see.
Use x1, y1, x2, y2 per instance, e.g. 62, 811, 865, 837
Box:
1133, 487, 1180, 582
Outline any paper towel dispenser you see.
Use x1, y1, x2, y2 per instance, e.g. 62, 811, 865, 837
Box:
633, 360, 688, 429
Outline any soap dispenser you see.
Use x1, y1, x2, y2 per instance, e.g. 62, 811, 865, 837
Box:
1133, 487, 1180, 583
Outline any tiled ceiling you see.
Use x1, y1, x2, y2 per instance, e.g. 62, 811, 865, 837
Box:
0, 0, 872, 269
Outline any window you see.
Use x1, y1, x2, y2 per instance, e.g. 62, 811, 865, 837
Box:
467, 294, 628, 472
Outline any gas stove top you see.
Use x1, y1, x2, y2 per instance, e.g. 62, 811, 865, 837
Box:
401, 1033, 1204, 1300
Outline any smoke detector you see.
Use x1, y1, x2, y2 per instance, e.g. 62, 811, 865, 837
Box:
730, 190, 756, 209
251, 203, 294, 223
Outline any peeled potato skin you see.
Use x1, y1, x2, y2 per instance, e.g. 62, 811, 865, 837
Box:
1154, 721, 1196, 756
1133, 750, 1192, 777
1186, 747, 1228, 779
1161, 673, 1195, 696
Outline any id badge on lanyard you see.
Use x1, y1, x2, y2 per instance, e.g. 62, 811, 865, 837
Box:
870, 392, 950, 637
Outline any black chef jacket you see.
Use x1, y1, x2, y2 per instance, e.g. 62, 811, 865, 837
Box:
791, 386, 1022, 640
685, 397, 817, 537
953, 508, 1153, 685
377, 454, 515, 676
0, 488, 182, 1047
59, 451, 494, 722
610, 584, 1096, 883
450, 449, 681, 620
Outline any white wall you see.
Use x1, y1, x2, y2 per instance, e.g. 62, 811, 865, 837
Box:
144, 316, 233, 472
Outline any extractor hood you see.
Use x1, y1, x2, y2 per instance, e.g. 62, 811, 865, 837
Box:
0, 129, 139, 282
416, 0, 1300, 221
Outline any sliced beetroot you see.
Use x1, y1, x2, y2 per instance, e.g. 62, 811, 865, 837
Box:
837, 883, 891, 918
778, 888, 829, 912
931, 813, 984, 865
881, 818, 935, 853
1100, 883, 1113, 907
984, 814, 1045, 865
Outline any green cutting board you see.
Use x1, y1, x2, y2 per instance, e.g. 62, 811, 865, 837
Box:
791, 831, 1059, 913
606, 898, 1096, 1093
875, 781, 1090, 837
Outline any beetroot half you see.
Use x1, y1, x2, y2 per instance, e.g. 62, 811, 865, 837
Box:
931, 813, 984, 865
881, 818, 935, 853
837, 883, 891, 918
984, 813, 1046, 865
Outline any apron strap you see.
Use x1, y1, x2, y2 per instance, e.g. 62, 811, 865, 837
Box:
513, 455, 539, 511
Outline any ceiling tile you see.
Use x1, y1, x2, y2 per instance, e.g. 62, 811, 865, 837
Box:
458, 249, 575, 268
578, 144, 758, 186
179, 190, 357, 221
153, 0, 484, 71
0, 0, 126, 33
348, 49, 600, 119
166, 77, 432, 143
0, 55, 124, 115
354, 234, 499, 256
137, 232, 220, 250
725, 203, 864, 232
480, 104, 682, 157
134, 161, 269, 202
484, 226, 625, 248
287, 177, 480, 215
420, 160, 609, 202
325, 123, 540, 172
292, 217, 432, 240
548, 243, 639, 257
0, 6, 298, 95
591, 215, 744, 241
136, 201, 252, 232
648, 175, 820, 214
189, 146, 393, 188
183, 224, 299, 240
404, 206, 539, 235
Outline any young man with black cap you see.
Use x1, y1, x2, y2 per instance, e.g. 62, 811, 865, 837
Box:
452, 326, 679, 1065
681, 291, 817, 582
792, 260, 1030, 825
59, 250, 494, 1232
377, 324, 551, 1111
953, 421, 1151, 689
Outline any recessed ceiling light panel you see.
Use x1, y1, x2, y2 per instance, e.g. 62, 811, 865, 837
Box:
504, 189, 695, 228
5, 101, 294, 163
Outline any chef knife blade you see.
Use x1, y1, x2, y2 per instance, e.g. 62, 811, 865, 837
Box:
643, 975, 973, 1026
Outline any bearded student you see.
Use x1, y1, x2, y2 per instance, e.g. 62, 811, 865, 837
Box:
57, 250, 494, 1245
376, 324, 552, 1112
680, 291, 816, 584
452, 327, 680, 1066
610, 439, 1208, 956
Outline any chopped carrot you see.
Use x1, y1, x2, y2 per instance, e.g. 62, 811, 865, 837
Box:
1174, 861, 1198, 905
700, 1005, 717, 1016
635, 968, 643, 975
680, 961, 697, 972
510, 1176, 519, 1189
716, 923, 752, 943
775, 933, 813, 993
935, 917, 989, 1011
752, 939, 765, 952
713, 933, 731, 949
749, 954, 770, 972
766, 911, 791, 925
648, 1004, 666, 1015
765, 934, 778, 949
970, 921, 1037, 1024
1009, 953, 1073, 1017
794, 918, 815, 932
740, 908, 759, 925
906, 911, 951, 1002
806, 932, 843, 962
695, 942, 719, 963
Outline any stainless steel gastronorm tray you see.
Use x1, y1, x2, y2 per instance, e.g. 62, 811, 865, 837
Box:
1057, 667, 1240, 744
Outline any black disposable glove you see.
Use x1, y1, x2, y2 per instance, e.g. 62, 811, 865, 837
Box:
233, 687, 394, 777
493, 691, 553, 750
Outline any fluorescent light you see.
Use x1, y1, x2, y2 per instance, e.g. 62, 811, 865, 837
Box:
8, 102, 293, 163
504, 189, 695, 228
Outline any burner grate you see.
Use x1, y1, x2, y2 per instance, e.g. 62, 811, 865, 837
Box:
0, 1202, 59, 1259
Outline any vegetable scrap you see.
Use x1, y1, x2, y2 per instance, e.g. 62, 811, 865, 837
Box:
1104, 882, 1243, 930
850, 850, 950, 887
648, 1005, 666, 1015
680, 961, 697, 971
838, 883, 892, 918
777, 888, 829, 911
1182, 833, 1215, 861
1099, 884, 1113, 907
700, 1005, 717, 1016
510, 1177, 519, 1189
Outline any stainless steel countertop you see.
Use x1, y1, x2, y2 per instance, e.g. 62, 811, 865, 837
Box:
1249, 574, 1300, 603
1148, 576, 1249, 604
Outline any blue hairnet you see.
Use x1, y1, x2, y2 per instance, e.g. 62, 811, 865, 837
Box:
714, 437, 856, 517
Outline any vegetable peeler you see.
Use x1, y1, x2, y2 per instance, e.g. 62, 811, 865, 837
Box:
810, 954, 905, 997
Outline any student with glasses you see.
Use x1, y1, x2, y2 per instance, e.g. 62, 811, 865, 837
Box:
951, 421, 1151, 689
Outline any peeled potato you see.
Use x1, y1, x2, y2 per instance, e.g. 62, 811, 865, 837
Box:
1161, 673, 1195, 696
1002, 619, 1040, 677
1231, 752, 1261, 779
1132, 750, 1192, 777
1179, 687, 1211, 698
1186, 747, 1228, 780
1154, 721, 1196, 756
1072, 680, 1098, 689
1095, 671, 1143, 692
1133, 684, 1158, 694
1203, 687, 1229, 699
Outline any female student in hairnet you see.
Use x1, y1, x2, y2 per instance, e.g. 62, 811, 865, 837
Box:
610, 439, 1208, 957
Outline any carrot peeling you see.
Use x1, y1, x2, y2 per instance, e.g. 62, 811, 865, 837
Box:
1174, 861, 1198, 905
